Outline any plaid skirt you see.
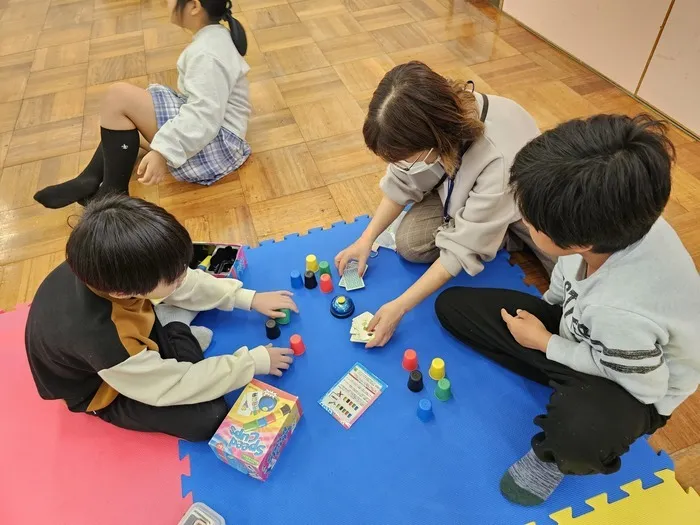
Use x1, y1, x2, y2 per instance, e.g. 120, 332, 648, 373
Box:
148, 84, 251, 185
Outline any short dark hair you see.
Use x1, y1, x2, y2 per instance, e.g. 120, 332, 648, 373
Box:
510, 114, 675, 253
363, 61, 485, 176
66, 195, 193, 295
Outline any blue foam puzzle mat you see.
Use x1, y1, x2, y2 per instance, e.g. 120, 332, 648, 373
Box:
180, 217, 672, 525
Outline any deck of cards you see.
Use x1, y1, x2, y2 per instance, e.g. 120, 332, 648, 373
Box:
339, 261, 366, 291
350, 311, 375, 343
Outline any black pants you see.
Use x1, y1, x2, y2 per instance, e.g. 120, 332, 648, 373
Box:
435, 287, 668, 475
95, 322, 228, 442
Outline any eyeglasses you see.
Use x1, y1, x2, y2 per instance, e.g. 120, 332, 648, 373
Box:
393, 148, 434, 173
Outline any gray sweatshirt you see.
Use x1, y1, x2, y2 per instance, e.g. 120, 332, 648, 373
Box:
544, 218, 700, 415
150, 24, 251, 169
380, 92, 540, 276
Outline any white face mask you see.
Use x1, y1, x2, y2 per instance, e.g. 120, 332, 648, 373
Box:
393, 148, 441, 175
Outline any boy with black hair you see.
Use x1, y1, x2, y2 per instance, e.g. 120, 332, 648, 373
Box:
435, 115, 700, 505
26, 195, 298, 441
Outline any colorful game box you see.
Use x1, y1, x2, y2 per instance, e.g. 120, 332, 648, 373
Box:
191, 242, 247, 280
209, 380, 302, 481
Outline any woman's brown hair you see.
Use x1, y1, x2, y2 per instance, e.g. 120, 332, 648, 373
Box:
363, 61, 485, 177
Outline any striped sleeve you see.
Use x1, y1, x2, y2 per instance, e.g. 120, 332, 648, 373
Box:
546, 305, 669, 405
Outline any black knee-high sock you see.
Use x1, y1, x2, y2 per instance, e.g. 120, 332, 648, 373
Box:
34, 144, 104, 209
81, 128, 142, 205
92, 127, 140, 199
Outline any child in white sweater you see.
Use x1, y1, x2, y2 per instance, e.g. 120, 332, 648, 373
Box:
35, 0, 251, 209
436, 115, 700, 505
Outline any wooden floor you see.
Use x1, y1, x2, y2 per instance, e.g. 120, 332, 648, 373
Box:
0, 0, 698, 489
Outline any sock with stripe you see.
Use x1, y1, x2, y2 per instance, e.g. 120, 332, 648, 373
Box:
500, 448, 564, 506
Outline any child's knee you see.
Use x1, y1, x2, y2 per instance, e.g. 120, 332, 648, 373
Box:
102, 82, 133, 112
435, 287, 462, 319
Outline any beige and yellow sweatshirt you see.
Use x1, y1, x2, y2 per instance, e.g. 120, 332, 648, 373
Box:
25, 264, 268, 412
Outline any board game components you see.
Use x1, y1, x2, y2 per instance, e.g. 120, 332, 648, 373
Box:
290, 334, 305, 356
341, 260, 365, 291
178, 502, 225, 525
277, 308, 291, 325
304, 270, 318, 289
350, 311, 374, 342
319, 363, 387, 429
402, 349, 418, 371
318, 260, 331, 277
265, 319, 280, 340
429, 357, 446, 380
197, 255, 212, 271
435, 378, 452, 401
319, 273, 334, 293
290, 270, 303, 289
209, 379, 302, 481
330, 295, 355, 318
190, 242, 247, 279
407, 370, 424, 392
305, 254, 319, 273
416, 398, 433, 422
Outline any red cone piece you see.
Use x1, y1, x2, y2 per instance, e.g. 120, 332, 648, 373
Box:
290, 334, 306, 356
402, 349, 418, 371
319, 273, 334, 293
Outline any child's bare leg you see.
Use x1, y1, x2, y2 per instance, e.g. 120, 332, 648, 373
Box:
140, 134, 151, 152
100, 83, 158, 139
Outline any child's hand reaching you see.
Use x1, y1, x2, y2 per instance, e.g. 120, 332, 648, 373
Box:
267, 347, 294, 376
137, 150, 170, 185
251, 291, 298, 319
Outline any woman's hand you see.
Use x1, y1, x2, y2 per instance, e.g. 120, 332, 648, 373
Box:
137, 150, 170, 185
335, 236, 373, 276
365, 300, 407, 349
251, 291, 298, 319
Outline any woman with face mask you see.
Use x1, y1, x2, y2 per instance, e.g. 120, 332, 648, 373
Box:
335, 61, 554, 348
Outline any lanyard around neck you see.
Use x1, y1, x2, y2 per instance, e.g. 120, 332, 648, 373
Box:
442, 177, 455, 223
438, 92, 490, 223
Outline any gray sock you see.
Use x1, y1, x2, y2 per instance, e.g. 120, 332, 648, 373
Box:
190, 326, 213, 352
500, 449, 564, 506
154, 304, 198, 326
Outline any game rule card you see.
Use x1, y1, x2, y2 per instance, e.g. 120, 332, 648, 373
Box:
319, 363, 387, 429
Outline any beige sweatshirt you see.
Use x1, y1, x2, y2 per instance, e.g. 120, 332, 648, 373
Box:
380, 92, 540, 276
97, 269, 269, 407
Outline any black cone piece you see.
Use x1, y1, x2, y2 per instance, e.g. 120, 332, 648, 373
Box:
265, 318, 280, 340
407, 370, 424, 392
304, 270, 318, 289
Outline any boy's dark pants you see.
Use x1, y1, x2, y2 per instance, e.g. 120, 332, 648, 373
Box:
95, 322, 228, 442
435, 287, 668, 475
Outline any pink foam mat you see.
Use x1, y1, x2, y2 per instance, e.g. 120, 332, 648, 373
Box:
0, 305, 191, 524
